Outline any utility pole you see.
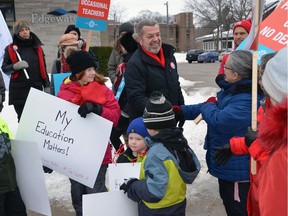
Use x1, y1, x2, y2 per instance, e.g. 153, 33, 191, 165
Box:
164, 1, 169, 43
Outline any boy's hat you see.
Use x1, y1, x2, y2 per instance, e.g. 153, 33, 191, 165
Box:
143, 91, 176, 129
59, 33, 79, 46
126, 117, 149, 138
233, 19, 252, 34
13, 19, 30, 35
262, 47, 288, 104
66, 50, 98, 78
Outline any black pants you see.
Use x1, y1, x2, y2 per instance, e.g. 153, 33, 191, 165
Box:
218, 179, 249, 216
70, 165, 108, 216
13, 104, 25, 123
110, 116, 129, 150
0, 187, 27, 216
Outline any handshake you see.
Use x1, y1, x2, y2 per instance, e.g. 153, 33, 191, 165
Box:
13, 60, 29, 71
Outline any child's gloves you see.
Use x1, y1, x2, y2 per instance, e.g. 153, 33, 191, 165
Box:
119, 178, 138, 193
78, 102, 103, 118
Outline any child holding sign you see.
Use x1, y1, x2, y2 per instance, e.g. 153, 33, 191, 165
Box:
0, 117, 26, 215
58, 48, 120, 216
116, 117, 149, 163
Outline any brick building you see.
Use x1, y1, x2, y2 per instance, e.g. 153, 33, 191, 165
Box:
1, 0, 196, 71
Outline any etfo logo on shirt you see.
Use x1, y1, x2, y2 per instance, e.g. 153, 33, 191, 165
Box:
170, 62, 176, 69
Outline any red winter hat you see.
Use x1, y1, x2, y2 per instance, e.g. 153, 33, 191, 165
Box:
233, 19, 252, 34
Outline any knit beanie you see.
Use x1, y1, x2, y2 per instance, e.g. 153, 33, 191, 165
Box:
143, 91, 176, 129
120, 32, 138, 53
127, 117, 149, 138
119, 22, 134, 35
64, 24, 81, 39
233, 19, 252, 34
13, 19, 30, 35
59, 33, 79, 46
262, 47, 288, 104
66, 50, 98, 78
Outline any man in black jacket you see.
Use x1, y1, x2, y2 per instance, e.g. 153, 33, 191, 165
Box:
124, 19, 184, 122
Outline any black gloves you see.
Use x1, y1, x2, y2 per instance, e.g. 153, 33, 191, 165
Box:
119, 178, 138, 193
214, 144, 232, 165
245, 126, 257, 148
43, 166, 53, 174
172, 106, 185, 128
78, 102, 103, 118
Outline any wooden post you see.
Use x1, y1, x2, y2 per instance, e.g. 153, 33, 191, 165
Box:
85, 30, 92, 51
250, 0, 261, 175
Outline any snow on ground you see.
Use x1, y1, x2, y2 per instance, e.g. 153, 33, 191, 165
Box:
0, 52, 225, 215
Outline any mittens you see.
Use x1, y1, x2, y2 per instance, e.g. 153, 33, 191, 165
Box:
205, 96, 218, 105
78, 102, 103, 118
13, 60, 29, 71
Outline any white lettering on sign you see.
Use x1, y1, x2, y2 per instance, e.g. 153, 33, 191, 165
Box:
31, 13, 76, 24
81, 0, 108, 9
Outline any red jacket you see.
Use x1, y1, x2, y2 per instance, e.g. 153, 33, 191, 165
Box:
256, 99, 287, 216
230, 99, 271, 216
58, 79, 121, 164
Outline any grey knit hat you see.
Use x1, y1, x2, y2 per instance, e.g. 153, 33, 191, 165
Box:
262, 47, 288, 104
13, 19, 30, 35
143, 91, 176, 130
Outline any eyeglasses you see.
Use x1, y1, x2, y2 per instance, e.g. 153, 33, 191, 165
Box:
223, 65, 232, 71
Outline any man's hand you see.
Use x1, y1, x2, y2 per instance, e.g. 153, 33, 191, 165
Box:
119, 178, 138, 194
214, 144, 232, 165
172, 105, 185, 128
78, 102, 103, 118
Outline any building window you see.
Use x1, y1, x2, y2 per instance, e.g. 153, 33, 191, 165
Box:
0, 1, 15, 22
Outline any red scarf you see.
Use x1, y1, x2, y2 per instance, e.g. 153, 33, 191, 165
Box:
8, 44, 47, 79
68, 81, 107, 106
141, 46, 165, 68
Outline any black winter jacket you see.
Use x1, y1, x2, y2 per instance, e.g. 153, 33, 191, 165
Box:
1, 32, 50, 105
124, 44, 184, 121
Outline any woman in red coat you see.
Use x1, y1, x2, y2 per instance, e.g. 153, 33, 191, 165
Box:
256, 47, 287, 216
58, 48, 120, 216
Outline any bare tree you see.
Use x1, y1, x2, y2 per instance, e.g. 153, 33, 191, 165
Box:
185, 0, 252, 50
129, 10, 163, 23
108, 0, 127, 23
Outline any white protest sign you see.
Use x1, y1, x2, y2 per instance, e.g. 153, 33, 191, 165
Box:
83, 190, 137, 216
11, 140, 51, 216
108, 163, 141, 191
0, 11, 12, 89
16, 88, 113, 187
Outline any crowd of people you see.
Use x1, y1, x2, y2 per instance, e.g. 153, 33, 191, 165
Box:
0, 14, 287, 216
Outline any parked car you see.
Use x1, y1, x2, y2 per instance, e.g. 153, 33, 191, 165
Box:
219, 50, 232, 62
197, 51, 219, 63
186, 49, 205, 63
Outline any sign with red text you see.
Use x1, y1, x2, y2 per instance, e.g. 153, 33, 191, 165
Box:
16, 88, 113, 187
237, 0, 288, 61
76, 0, 111, 31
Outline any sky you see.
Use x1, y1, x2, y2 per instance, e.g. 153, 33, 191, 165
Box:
110, 0, 187, 21
1, 53, 225, 215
